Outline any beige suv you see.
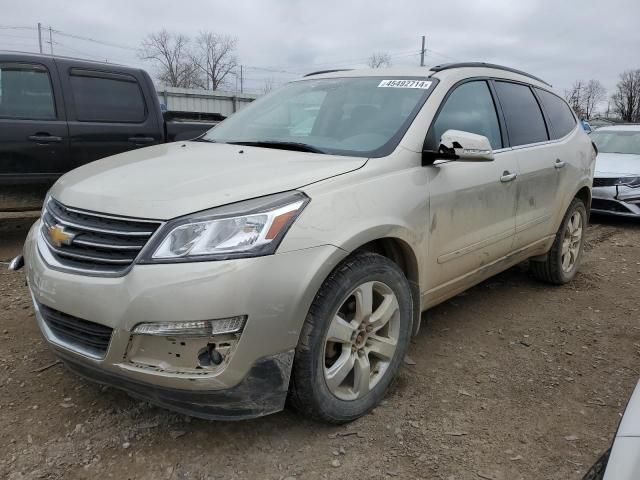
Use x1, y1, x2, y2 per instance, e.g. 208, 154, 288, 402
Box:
15, 63, 595, 423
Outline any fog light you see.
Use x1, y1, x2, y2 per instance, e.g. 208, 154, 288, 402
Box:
132, 316, 246, 337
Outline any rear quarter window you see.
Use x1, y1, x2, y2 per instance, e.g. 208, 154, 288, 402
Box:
70, 70, 146, 123
535, 88, 577, 139
494, 81, 548, 147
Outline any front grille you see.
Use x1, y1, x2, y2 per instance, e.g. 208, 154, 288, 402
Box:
593, 177, 637, 187
40, 199, 162, 274
591, 198, 634, 213
593, 177, 620, 187
38, 302, 113, 358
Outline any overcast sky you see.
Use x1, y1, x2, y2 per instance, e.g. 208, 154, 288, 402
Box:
2, 0, 639, 107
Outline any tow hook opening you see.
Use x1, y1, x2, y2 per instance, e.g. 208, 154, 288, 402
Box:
198, 343, 224, 367
126, 334, 240, 373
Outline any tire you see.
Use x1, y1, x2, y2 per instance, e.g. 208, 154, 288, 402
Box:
289, 251, 413, 423
530, 198, 587, 284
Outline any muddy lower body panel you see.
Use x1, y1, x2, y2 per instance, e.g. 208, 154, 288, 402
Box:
60, 349, 294, 420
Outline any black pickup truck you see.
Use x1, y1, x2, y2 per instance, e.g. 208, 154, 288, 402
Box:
0, 52, 218, 208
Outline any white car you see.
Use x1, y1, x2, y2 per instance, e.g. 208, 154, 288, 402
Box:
590, 125, 640, 217
584, 381, 640, 479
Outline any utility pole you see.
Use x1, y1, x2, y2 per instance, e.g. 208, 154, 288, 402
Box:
48, 26, 53, 55
420, 35, 426, 67
240, 65, 243, 93
37, 23, 43, 53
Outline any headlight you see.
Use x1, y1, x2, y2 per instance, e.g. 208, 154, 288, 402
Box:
139, 191, 309, 263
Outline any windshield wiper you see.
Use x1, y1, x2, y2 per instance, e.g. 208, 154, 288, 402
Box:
226, 140, 326, 154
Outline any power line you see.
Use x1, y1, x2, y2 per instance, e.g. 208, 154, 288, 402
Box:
0, 32, 35, 40
426, 48, 460, 63
0, 25, 36, 31
3, 23, 463, 89
2, 24, 462, 66
272, 49, 422, 73
242, 65, 300, 76
49, 28, 138, 51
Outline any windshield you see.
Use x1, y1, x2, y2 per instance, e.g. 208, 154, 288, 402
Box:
591, 130, 640, 155
203, 77, 437, 157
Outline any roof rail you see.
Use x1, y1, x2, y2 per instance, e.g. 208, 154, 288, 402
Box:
303, 69, 353, 77
429, 62, 552, 87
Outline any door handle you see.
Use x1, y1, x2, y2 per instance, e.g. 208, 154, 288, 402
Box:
500, 171, 517, 183
28, 134, 62, 144
128, 136, 155, 144
554, 159, 566, 169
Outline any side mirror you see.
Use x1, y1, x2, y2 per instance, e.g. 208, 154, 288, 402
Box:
422, 129, 494, 165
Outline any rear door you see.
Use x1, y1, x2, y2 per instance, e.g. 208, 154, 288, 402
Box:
492, 81, 558, 250
0, 58, 70, 180
534, 87, 581, 213
57, 60, 162, 169
424, 80, 517, 292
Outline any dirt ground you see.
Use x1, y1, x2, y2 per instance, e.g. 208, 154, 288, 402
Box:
1, 215, 638, 480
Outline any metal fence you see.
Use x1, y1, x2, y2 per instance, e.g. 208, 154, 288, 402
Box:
157, 87, 258, 117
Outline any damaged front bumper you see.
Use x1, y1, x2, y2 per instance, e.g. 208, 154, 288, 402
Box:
23, 219, 346, 420
591, 183, 640, 218
60, 349, 294, 420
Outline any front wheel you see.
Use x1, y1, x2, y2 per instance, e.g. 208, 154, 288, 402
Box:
289, 252, 413, 423
530, 198, 587, 284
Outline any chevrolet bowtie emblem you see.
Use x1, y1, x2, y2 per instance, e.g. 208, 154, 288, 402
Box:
48, 224, 76, 247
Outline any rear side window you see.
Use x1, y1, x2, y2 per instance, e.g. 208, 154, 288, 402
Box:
427, 81, 503, 149
70, 70, 146, 122
535, 88, 576, 139
0, 63, 56, 120
494, 81, 548, 147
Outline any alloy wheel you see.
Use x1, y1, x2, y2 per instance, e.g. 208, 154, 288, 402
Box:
561, 211, 583, 273
322, 281, 400, 401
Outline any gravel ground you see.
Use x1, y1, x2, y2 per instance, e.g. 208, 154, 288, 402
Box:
1, 216, 638, 480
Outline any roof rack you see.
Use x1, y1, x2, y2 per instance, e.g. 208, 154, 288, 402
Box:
429, 62, 551, 87
303, 69, 353, 77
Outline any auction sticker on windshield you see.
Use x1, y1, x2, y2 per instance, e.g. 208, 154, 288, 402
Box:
378, 79, 433, 89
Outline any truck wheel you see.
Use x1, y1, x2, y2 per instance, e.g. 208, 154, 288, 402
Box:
530, 198, 587, 285
289, 252, 413, 423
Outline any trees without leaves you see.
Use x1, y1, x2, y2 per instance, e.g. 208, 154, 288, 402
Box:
564, 80, 606, 119
191, 32, 238, 91
582, 80, 606, 119
367, 52, 392, 69
565, 81, 585, 118
139, 30, 238, 91
611, 70, 640, 122
138, 30, 200, 88
262, 77, 275, 94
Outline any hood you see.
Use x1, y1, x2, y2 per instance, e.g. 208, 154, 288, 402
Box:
594, 152, 640, 178
52, 142, 367, 219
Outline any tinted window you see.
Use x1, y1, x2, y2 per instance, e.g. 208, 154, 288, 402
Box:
428, 81, 502, 150
0, 63, 55, 120
535, 88, 576, 139
70, 72, 146, 122
494, 81, 548, 146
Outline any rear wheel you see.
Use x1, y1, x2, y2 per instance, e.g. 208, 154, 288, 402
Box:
530, 198, 587, 284
289, 252, 413, 423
